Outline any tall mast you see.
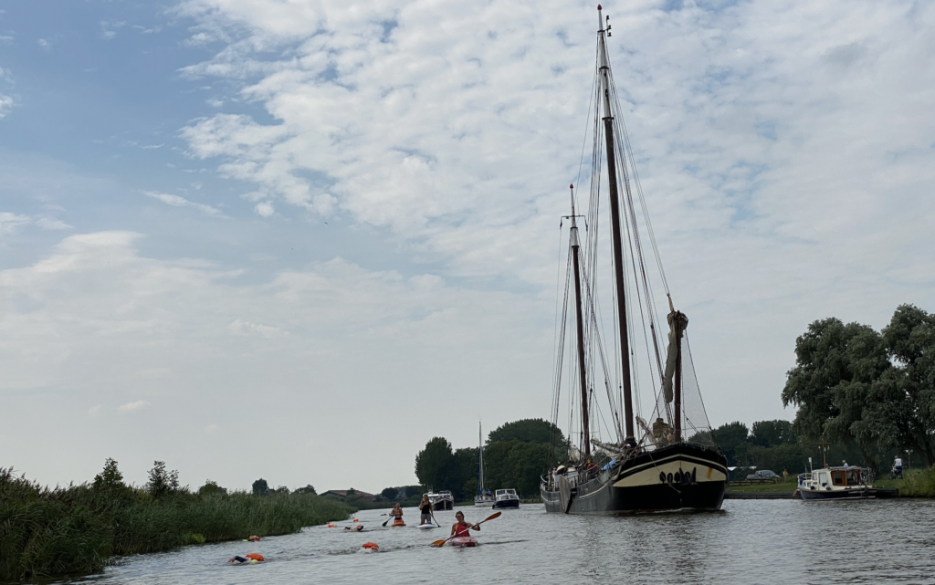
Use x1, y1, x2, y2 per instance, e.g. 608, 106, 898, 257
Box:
597, 5, 635, 445
568, 184, 590, 460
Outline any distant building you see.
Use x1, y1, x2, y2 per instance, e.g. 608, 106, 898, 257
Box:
320, 489, 377, 501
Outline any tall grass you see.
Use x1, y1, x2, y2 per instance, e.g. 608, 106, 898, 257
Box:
0, 468, 353, 581
899, 466, 935, 497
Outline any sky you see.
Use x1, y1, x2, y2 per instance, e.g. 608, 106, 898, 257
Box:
1, 0, 933, 494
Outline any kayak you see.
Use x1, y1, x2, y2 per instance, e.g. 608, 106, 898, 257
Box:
448, 537, 477, 547
391, 520, 406, 527
418, 523, 438, 529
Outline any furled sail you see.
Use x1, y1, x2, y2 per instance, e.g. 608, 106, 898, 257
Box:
662, 311, 689, 403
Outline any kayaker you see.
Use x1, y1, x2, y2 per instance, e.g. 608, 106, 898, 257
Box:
449, 511, 481, 538
391, 503, 404, 522
418, 494, 434, 525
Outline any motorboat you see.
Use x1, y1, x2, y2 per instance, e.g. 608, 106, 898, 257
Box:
492, 488, 520, 509
428, 490, 454, 510
796, 466, 881, 500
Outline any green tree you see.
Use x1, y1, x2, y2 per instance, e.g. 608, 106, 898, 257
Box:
782, 317, 892, 468
198, 480, 227, 496
295, 484, 317, 495
484, 441, 552, 496
381, 487, 399, 500
146, 461, 179, 499
252, 478, 269, 495
488, 419, 565, 447
93, 458, 124, 491
712, 422, 749, 466
415, 437, 454, 491
750, 420, 796, 448
867, 305, 935, 466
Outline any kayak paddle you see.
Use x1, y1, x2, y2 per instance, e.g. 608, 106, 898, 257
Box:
431, 511, 501, 547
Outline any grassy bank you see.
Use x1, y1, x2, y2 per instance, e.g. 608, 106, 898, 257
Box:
0, 467, 353, 581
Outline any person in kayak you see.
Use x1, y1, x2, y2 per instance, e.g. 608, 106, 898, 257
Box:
418, 494, 434, 525
449, 511, 481, 538
391, 503, 404, 522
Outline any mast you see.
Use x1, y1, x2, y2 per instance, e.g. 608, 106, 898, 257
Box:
568, 184, 590, 460
673, 312, 682, 439
597, 5, 635, 445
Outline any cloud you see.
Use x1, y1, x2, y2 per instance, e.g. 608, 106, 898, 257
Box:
204, 424, 220, 433
254, 201, 274, 217
0, 94, 12, 119
118, 400, 151, 413
36, 218, 73, 231
0, 212, 29, 235
0, 232, 550, 490
144, 191, 225, 217
37, 38, 50, 50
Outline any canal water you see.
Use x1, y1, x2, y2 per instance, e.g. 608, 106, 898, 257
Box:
74, 500, 935, 585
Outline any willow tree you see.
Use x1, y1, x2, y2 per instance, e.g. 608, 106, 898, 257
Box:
782, 305, 935, 468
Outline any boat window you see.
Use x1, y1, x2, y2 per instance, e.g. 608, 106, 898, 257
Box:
846, 470, 860, 485
831, 470, 846, 486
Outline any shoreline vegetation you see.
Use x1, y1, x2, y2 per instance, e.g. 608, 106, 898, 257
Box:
0, 462, 353, 582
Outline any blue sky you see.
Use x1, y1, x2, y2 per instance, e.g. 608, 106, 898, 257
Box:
1, 0, 933, 493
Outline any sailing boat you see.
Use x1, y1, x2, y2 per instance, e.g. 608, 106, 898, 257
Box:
540, 5, 727, 514
474, 422, 495, 506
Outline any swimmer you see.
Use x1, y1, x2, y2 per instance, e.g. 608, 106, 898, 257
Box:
228, 553, 264, 564
344, 525, 365, 531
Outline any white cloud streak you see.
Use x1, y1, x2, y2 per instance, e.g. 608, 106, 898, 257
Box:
144, 191, 225, 217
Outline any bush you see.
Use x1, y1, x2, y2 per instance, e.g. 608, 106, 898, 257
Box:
0, 464, 353, 581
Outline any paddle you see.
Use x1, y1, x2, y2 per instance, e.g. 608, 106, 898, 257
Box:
431, 511, 501, 547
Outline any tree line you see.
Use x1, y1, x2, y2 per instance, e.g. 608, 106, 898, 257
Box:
414, 419, 566, 499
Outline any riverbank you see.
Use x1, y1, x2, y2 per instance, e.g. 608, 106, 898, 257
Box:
0, 468, 353, 582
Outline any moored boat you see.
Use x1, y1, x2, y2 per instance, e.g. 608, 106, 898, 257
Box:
492, 488, 520, 509
796, 466, 884, 501
428, 490, 454, 511
539, 4, 727, 515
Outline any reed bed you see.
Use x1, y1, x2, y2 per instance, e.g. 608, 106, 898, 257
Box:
899, 466, 935, 497
0, 468, 353, 581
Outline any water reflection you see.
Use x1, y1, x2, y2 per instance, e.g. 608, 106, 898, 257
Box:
73, 499, 935, 585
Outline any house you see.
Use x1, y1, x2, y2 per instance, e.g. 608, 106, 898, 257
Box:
320, 489, 377, 501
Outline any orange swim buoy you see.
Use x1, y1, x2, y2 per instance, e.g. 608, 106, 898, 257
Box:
328, 523, 336, 528
353, 518, 359, 522
248, 535, 260, 542
244, 553, 265, 562
362, 542, 379, 551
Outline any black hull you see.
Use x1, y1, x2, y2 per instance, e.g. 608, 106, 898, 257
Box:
492, 499, 520, 509
432, 499, 454, 511
541, 443, 727, 514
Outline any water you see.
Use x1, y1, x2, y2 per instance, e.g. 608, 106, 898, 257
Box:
73, 500, 935, 585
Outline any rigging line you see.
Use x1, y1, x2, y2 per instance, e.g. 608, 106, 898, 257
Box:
581, 257, 622, 443
604, 66, 668, 396
552, 251, 573, 435
684, 334, 714, 432
607, 67, 670, 298
549, 220, 567, 422
573, 42, 601, 212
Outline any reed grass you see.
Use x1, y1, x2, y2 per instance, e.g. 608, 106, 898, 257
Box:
898, 466, 935, 497
0, 468, 353, 581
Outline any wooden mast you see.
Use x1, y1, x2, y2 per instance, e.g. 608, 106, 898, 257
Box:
567, 185, 590, 460
597, 5, 635, 446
